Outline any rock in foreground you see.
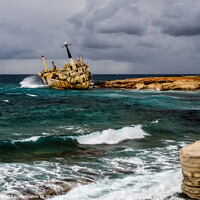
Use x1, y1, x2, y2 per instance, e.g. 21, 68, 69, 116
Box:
180, 141, 200, 199
94, 76, 200, 91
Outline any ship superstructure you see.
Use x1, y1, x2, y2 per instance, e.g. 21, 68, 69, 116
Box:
38, 42, 92, 90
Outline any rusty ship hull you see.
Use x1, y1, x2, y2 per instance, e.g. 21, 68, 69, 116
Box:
39, 71, 92, 90
38, 42, 92, 90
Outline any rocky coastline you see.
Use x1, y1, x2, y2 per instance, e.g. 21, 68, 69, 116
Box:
94, 76, 200, 91
180, 141, 200, 199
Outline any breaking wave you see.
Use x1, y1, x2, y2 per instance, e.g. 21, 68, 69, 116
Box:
0, 126, 149, 161
13, 136, 42, 143
50, 169, 182, 200
77, 125, 149, 145
26, 94, 38, 97
20, 76, 46, 88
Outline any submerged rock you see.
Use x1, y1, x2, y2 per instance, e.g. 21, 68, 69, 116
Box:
114, 164, 136, 174
94, 76, 200, 91
180, 140, 200, 199
60, 149, 105, 157
8, 178, 93, 200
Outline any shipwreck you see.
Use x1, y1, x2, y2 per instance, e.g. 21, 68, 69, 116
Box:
38, 42, 92, 90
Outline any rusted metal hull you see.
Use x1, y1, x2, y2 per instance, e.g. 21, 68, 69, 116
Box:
40, 76, 92, 90
39, 43, 93, 90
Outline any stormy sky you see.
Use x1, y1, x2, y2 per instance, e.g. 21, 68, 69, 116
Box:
1, 0, 200, 74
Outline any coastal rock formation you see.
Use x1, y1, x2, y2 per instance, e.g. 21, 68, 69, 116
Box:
9, 178, 93, 200
180, 141, 200, 199
94, 76, 200, 91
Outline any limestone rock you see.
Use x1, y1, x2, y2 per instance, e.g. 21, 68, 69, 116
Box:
180, 141, 200, 199
94, 76, 200, 91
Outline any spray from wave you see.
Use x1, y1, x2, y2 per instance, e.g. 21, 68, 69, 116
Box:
77, 125, 149, 145
20, 76, 46, 88
13, 136, 42, 143
50, 169, 182, 200
7, 126, 148, 146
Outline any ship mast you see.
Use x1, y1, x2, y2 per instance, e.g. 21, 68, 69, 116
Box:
63, 42, 76, 69
41, 55, 49, 71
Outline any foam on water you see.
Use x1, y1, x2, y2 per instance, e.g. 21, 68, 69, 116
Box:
2, 74, 199, 199
0, 162, 74, 198
77, 125, 149, 145
0, 136, 184, 199
13, 136, 41, 143
50, 169, 183, 200
2, 126, 147, 146
26, 93, 37, 97
3, 100, 9, 103
151, 119, 159, 123
20, 76, 46, 88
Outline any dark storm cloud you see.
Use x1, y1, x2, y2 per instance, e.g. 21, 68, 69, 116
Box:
154, 0, 200, 36
82, 38, 121, 49
66, 0, 147, 51
1, 0, 200, 74
98, 24, 145, 35
162, 26, 200, 37
97, 4, 146, 36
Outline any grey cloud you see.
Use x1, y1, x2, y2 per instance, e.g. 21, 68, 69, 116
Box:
82, 39, 121, 49
154, 0, 200, 36
98, 24, 145, 35
0, 0, 200, 74
96, 4, 146, 35
161, 23, 200, 37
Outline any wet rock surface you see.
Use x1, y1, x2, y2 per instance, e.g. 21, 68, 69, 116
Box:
60, 149, 105, 157
180, 140, 200, 199
94, 76, 200, 91
7, 179, 92, 200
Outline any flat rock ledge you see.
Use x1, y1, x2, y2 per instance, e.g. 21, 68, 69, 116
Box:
180, 141, 200, 199
94, 76, 200, 91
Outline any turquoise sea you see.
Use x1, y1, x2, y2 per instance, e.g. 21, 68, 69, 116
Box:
0, 74, 200, 200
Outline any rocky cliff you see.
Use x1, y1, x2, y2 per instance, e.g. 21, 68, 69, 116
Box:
94, 76, 200, 91
180, 141, 200, 199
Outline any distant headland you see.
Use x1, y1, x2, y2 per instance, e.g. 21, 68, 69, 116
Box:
94, 76, 200, 91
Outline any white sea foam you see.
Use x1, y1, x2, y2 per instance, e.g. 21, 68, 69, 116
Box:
0, 135, 183, 200
50, 169, 183, 200
14, 136, 41, 143
77, 125, 149, 145
103, 157, 147, 174
60, 125, 90, 134
3, 100, 9, 103
151, 119, 159, 123
42, 132, 50, 136
26, 93, 37, 97
20, 76, 46, 88
0, 161, 70, 198
64, 126, 75, 130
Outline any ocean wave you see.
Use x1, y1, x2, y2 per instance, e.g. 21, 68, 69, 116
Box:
2, 125, 148, 147
0, 135, 78, 162
26, 93, 38, 97
77, 125, 149, 145
0, 126, 149, 161
7, 135, 75, 145
20, 76, 46, 88
151, 119, 159, 124
13, 136, 42, 143
0, 161, 90, 199
50, 169, 182, 200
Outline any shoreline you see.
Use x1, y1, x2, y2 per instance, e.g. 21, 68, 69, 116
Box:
94, 76, 200, 91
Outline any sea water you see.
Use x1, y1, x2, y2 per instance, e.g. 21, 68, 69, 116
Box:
0, 74, 200, 200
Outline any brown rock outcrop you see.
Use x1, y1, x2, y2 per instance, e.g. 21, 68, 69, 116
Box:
180, 141, 200, 199
94, 76, 200, 91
